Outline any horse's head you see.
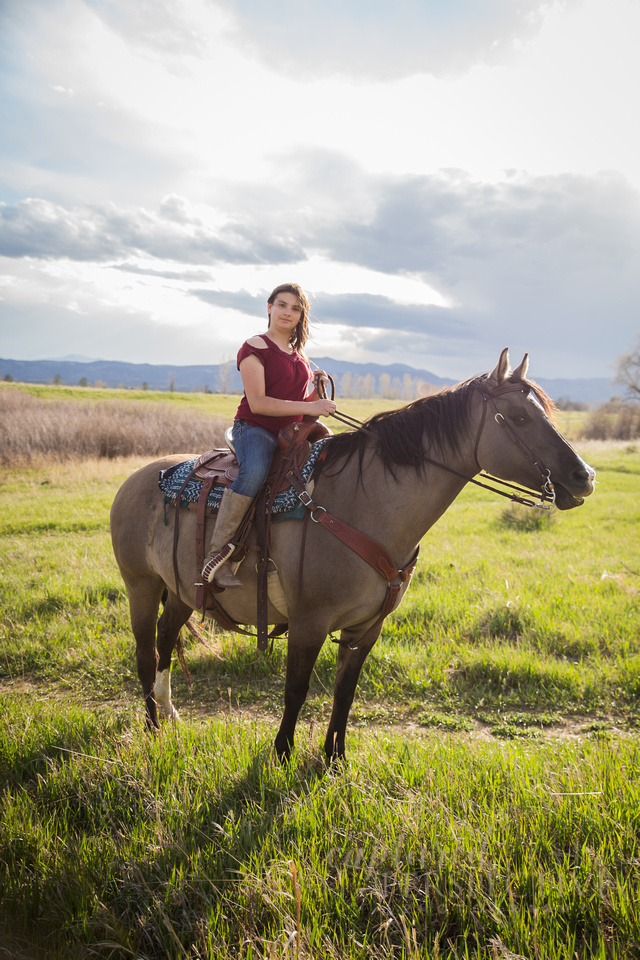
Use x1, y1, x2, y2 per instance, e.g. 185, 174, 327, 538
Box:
474, 348, 596, 510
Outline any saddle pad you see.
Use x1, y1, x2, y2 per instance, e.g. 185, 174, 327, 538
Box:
158, 437, 329, 519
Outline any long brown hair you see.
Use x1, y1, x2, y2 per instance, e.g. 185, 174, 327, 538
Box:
267, 283, 310, 352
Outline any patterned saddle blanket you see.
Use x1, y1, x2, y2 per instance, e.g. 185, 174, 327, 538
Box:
158, 438, 329, 521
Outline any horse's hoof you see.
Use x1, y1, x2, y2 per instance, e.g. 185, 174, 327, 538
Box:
274, 736, 292, 764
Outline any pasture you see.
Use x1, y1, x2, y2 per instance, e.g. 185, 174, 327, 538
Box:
1, 384, 639, 958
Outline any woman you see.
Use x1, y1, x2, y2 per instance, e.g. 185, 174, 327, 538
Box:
202, 283, 337, 588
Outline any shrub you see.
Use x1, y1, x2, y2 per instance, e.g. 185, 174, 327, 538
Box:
579, 400, 640, 440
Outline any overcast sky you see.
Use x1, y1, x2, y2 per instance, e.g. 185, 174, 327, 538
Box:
1, 0, 639, 381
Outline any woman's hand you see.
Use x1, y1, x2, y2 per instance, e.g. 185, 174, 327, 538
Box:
306, 398, 337, 417
312, 369, 330, 397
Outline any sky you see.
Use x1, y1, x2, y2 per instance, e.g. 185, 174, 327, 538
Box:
0, 0, 639, 381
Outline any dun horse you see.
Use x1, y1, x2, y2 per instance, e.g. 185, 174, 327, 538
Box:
110, 350, 595, 761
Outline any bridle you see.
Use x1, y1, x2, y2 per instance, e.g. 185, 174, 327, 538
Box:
318, 374, 557, 512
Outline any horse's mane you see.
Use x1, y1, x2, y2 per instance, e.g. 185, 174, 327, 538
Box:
316, 373, 556, 480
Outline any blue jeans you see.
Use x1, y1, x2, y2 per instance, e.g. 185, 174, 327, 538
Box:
230, 419, 279, 498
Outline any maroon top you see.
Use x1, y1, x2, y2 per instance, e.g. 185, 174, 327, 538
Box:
235, 336, 312, 436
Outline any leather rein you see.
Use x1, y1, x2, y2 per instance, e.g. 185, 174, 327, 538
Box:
320, 374, 557, 512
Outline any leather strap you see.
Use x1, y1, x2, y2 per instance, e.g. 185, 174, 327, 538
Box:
255, 487, 271, 651
286, 470, 412, 585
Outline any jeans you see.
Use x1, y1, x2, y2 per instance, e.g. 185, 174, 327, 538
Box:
230, 419, 279, 498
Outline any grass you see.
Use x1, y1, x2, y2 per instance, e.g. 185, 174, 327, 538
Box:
1, 700, 639, 959
0, 391, 639, 956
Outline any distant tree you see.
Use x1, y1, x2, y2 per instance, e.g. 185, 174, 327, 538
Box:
418, 381, 438, 397
340, 372, 353, 398
379, 373, 391, 398
53, 373, 62, 385
79, 377, 88, 387
3, 373, 13, 382
217, 358, 234, 394
169, 374, 175, 393
142, 382, 149, 391
615, 337, 640, 402
363, 374, 375, 398
403, 374, 417, 401
555, 397, 588, 412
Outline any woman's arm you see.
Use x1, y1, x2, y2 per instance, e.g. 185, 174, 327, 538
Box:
240, 354, 336, 418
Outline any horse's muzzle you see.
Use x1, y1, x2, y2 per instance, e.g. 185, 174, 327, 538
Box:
553, 463, 596, 510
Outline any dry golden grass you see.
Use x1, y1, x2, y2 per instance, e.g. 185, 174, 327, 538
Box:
0, 388, 227, 465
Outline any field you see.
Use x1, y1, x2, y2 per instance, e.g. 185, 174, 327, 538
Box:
1, 385, 639, 958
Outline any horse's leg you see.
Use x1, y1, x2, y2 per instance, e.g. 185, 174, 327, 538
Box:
274, 630, 326, 763
324, 624, 383, 763
154, 590, 194, 721
124, 574, 166, 730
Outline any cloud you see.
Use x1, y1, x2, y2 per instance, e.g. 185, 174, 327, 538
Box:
303, 167, 640, 368
85, 0, 214, 58
310, 293, 468, 339
3, 152, 639, 378
0, 198, 304, 264
193, 161, 640, 375
193, 288, 469, 339
218, 0, 578, 80
193, 289, 266, 317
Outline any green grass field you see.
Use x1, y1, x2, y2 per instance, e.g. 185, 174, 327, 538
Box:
1, 387, 639, 958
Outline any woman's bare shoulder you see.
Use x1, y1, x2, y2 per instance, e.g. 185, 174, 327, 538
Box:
246, 335, 268, 349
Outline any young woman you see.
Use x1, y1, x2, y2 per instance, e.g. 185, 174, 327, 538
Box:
202, 283, 337, 588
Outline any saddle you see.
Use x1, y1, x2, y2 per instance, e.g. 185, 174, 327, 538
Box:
190, 416, 330, 495
171, 417, 332, 649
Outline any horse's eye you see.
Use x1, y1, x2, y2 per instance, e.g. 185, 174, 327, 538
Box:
511, 415, 527, 424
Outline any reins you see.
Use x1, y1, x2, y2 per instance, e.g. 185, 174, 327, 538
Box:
319, 374, 556, 512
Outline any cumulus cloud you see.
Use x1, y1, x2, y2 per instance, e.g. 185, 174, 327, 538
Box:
301, 167, 640, 373
193, 289, 470, 341
3, 150, 640, 377
193, 289, 267, 317
218, 0, 579, 80
214, 162, 640, 374
0, 198, 304, 264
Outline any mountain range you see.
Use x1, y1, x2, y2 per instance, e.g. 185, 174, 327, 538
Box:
0, 356, 616, 406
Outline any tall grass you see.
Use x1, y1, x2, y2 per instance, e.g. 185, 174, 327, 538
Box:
0, 387, 226, 464
1, 698, 639, 959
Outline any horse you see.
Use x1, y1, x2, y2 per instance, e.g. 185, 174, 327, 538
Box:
110, 349, 595, 762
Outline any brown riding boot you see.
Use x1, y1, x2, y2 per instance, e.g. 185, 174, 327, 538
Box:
201, 488, 253, 588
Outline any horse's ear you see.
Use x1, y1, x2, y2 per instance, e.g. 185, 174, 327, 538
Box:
511, 354, 529, 381
488, 348, 510, 386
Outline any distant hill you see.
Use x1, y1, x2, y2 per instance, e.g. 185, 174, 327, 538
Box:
0, 356, 616, 406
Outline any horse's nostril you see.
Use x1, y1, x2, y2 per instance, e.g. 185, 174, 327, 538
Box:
573, 465, 595, 487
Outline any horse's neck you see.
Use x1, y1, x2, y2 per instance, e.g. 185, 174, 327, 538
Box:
318, 445, 473, 558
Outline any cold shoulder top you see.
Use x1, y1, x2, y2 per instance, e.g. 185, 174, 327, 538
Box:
234, 335, 312, 436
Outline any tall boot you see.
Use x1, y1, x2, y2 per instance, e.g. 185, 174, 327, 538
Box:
201, 488, 253, 588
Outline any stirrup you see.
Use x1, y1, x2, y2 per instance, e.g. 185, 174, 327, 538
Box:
202, 542, 234, 583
